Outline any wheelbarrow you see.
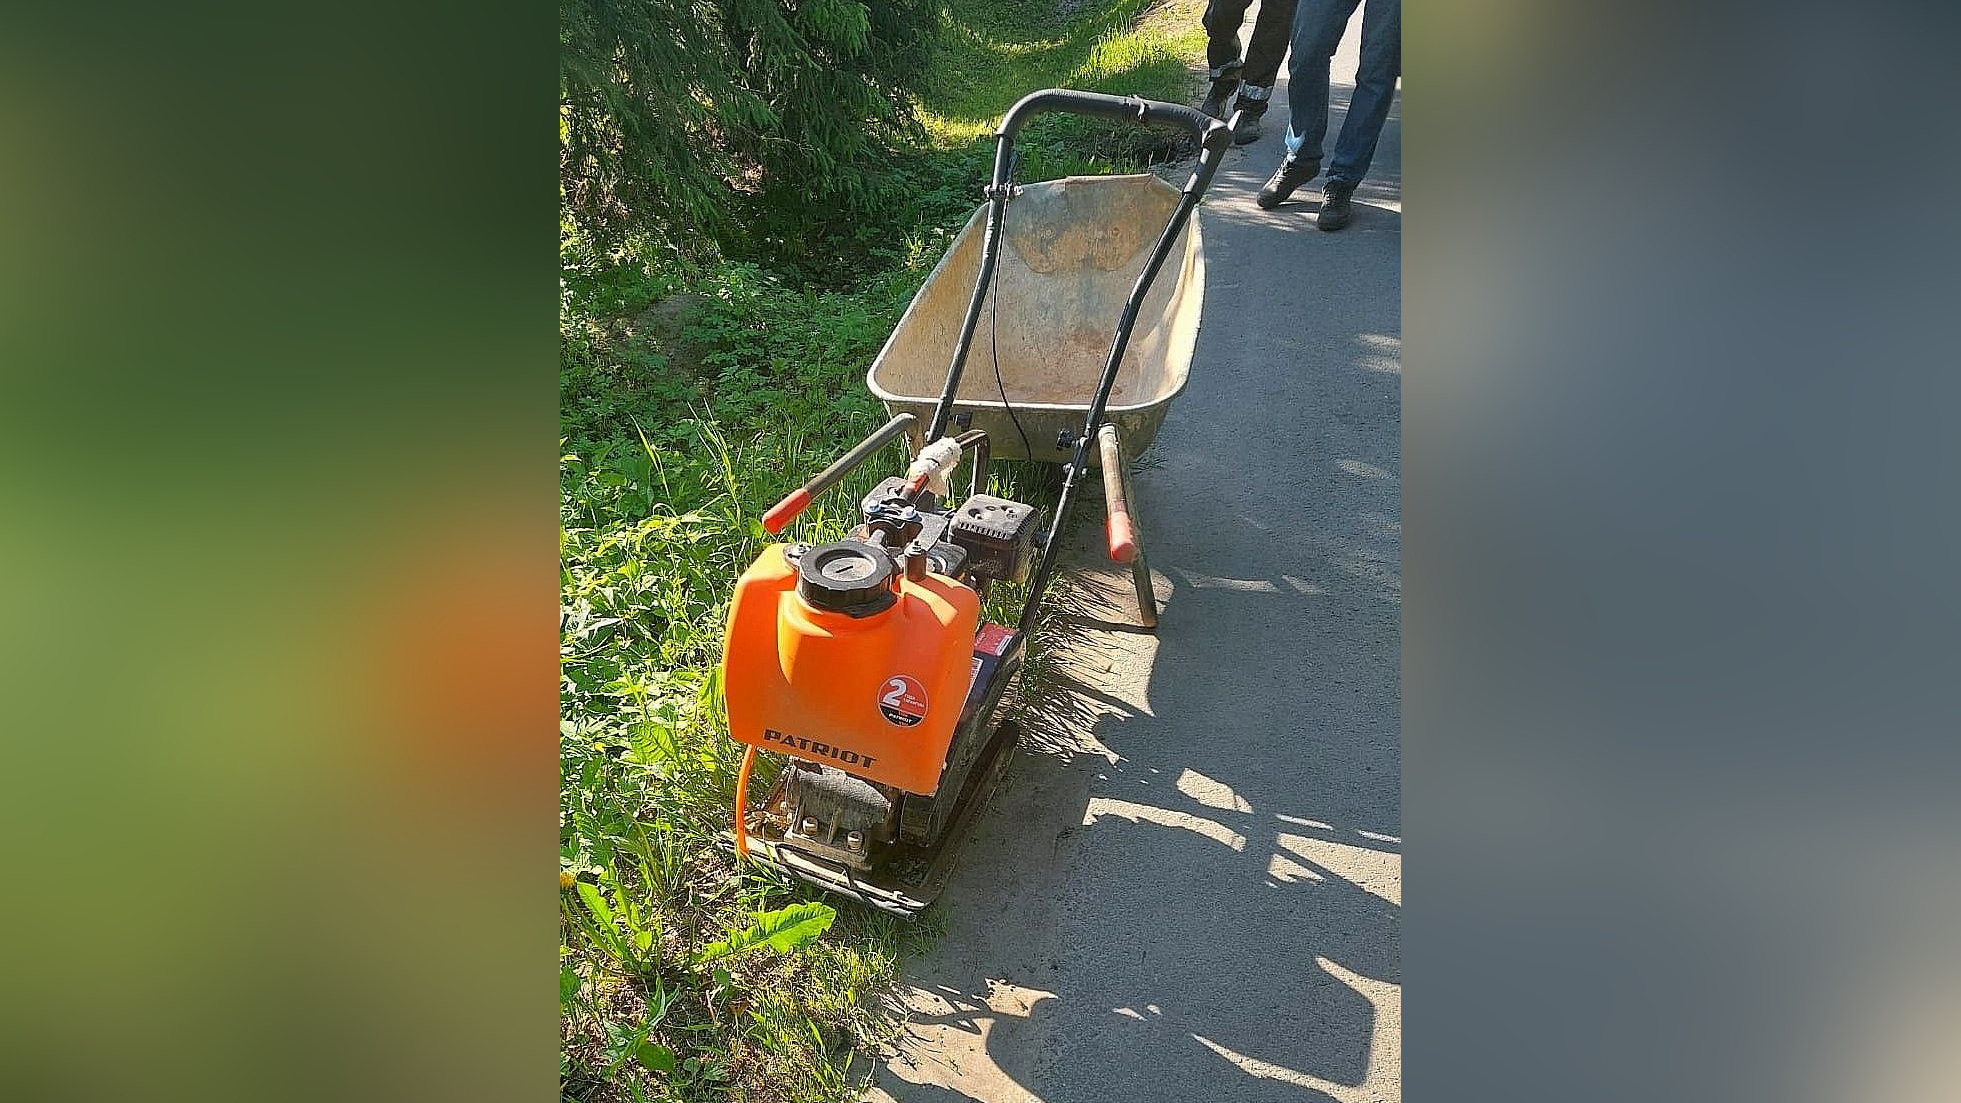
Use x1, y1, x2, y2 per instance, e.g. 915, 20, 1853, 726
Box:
867, 171, 1203, 469
865, 166, 1203, 628
719, 89, 1234, 914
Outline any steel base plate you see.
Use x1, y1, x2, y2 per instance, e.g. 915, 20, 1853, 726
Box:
719, 719, 1020, 917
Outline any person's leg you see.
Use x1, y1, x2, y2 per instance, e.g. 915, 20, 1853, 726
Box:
1200, 0, 1257, 116
1282, 0, 1362, 167
1323, 0, 1401, 189
1203, 0, 1257, 77
1236, 0, 1298, 101
1224, 0, 1299, 141
1260, 0, 1358, 204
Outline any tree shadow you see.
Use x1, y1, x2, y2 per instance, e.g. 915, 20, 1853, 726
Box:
878, 515, 1401, 1100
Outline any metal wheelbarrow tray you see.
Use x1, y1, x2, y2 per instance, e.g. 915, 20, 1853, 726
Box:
868, 173, 1204, 464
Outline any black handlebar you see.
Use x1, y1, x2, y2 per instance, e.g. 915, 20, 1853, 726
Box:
924, 88, 1235, 442
997, 89, 1227, 146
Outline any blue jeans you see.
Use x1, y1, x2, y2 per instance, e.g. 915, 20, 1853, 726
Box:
1284, 0, 1401, 189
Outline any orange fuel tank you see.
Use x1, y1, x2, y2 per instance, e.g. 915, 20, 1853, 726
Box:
722, 542, 980, 795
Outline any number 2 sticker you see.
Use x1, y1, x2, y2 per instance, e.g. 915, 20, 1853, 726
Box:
877, 674, 929, 727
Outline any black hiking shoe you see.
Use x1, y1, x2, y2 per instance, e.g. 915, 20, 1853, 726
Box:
1199, 75, 1241, 119
1316, 183, 1355, 230
1256, 156, 1319, 209
1231, 101, 1268, 145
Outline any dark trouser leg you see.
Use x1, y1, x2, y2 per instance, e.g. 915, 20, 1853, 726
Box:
1283, 0, 1362, 165
1237, 0, 1299, 94
1326, 0, 1401, 187
1203, 0, 1257, 76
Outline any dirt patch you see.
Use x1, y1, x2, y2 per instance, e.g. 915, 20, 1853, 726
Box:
627, 292, 708, 378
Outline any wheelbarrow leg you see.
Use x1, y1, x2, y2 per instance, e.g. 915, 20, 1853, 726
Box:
1128, 532, 1160, 630
1097, 424, 1159, 629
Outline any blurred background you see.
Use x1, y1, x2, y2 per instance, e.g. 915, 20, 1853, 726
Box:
0, 1, 557, 1100
1410, 2, 1961, 1100
1, 0, 1958, 1100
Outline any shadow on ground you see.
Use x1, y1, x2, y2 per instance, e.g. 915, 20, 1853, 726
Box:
872, 58, 1400, 1102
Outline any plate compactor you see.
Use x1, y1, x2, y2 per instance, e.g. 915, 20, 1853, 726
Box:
718, 89, 1233, 915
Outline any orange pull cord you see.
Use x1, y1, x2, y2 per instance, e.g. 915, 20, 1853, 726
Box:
733, 745, 757, 859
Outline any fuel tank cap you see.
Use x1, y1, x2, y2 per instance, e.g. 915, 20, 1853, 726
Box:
795, 539, 898, 617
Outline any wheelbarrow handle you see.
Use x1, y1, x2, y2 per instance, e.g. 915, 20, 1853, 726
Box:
761, 412, 916, 535
926, 89, 1232, 442
997, 89, 1230, 148
1097, 425, 1138, 564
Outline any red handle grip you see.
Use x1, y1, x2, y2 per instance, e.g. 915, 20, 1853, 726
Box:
1107, 511, 1138, 563
1096, 425, 1138, 562
761, 488, 812, 535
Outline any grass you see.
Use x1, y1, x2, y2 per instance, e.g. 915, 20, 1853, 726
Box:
919, 0, 1206, 146
560, 2, 1206, 1100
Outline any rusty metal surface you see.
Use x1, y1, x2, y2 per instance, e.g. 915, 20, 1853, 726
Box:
867, 174, 1204, 463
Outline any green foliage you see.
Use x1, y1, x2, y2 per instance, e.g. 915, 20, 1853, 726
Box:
560, 252, 924, 1101
918, 0, 1204, 138
560, 0, 939, 255
694, 903, 840, 965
